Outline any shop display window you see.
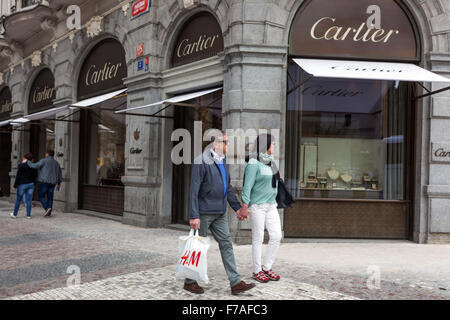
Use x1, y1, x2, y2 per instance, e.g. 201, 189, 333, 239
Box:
81, 95, 126, 187
286, 62, 410, 200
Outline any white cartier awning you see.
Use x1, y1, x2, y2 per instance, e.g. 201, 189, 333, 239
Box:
71, 88, 127, 108
0, 119, 11, 127
10, 105, 69, 126
115, 87, 222, 114
292, 58, 450, 83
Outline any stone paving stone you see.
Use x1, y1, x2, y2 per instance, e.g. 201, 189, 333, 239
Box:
5, 265, 357, 300
1, 200, 450, 300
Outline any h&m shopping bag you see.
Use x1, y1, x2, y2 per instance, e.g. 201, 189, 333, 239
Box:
175, 229, 210, 283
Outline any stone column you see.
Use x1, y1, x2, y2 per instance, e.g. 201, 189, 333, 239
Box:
121, 72, 169, 227
7, 67, 26, 203
422, 52, 450, 244
223, 44, 288, 244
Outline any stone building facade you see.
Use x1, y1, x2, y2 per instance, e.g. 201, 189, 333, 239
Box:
0, 0, 449, 244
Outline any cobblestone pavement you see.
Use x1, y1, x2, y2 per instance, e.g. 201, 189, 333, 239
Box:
1, 200, 449, 300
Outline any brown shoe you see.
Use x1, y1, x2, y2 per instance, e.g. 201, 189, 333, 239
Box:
184, 282, 204, 294
231, 281, 256, 295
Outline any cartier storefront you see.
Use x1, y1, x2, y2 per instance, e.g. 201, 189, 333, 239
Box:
283, 0, 449, 239
76, 38, 128, 216
27, 68, 57, 163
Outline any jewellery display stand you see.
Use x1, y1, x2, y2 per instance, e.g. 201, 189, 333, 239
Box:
298, 138, 383, 194
327, 163, 340, 189
340, 172, 352, 189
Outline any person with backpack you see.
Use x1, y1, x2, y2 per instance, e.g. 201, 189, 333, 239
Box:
10, 153, 37, 219
241, 133, 282, 283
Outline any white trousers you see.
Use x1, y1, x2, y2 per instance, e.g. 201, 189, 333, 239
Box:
250, 203, 282, 274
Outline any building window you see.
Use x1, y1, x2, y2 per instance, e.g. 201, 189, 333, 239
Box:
286, 62, 411, 201
81, 96, 126, 187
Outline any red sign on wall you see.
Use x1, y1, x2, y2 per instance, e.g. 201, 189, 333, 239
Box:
136, 43, 144, 57
131, 0, 151, 20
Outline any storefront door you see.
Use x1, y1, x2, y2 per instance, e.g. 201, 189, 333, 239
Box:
172, 89, 223, 224
78, 96, 126, 215
0, 129, 11, 197
29, 120, 55, 200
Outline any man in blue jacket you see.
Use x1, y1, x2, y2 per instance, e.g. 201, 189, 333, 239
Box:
27, 150, 62, 217
184, 130, 255, 295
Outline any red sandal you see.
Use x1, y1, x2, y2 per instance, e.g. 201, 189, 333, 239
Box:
252, 271, 269, 283
262, 268, 280, 281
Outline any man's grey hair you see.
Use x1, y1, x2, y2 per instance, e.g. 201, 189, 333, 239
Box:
209, 129, 226, 143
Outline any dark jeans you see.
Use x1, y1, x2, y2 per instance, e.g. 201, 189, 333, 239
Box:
13, 182, 34, 217
38, 183, 56, 210
185, 213, 241, 287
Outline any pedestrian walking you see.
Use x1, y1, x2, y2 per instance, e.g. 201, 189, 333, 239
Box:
241, 133, 282, 283
26, 150, 62, 217
184, 130, 255, 295
10, 153, 37, 219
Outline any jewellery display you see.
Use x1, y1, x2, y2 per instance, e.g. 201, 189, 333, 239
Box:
340, 172, 352, 184
318, 176, 327, 188
327, 163, 340, 181
306, 171, 318, 188
298, 139, 382, 193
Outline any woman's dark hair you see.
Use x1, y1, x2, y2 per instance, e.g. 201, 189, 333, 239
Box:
244, 133, 278, 188
255, 133, 274, 155
23, 153, 33, 161
245, 133, 274, 162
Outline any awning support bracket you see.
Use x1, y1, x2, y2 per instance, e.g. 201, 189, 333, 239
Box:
414, 84, 450, 100
117, 112, 174, 119
287, 74, 314, 95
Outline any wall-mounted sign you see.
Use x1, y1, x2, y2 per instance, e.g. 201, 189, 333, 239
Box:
431, 143, 450, 163
172, 12, 224, 68
0, 87, 12, 121
289, 0, 419, 61
134, 128, 140, 141
28, 68, 56, 114
137, 58, 144, 71
131, 0, 151, 20
78, 39, 127, 100
130, 147, 143, 154
136, 43, 145, 58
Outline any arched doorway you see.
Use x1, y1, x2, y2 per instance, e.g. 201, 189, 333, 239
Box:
27, 68, 57, 163
77, 38, 128, 216
169, 12, 225, 224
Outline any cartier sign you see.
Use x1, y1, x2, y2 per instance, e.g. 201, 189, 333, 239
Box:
290, 0, 419, 61
172, 12, 224, 68
78, 39, 127, 100
0, 87, 12, 121
432, 143, 450, 163
28, 69, 56, 114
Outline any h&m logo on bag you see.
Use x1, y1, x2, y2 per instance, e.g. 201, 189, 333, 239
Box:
179, 250, 201, 267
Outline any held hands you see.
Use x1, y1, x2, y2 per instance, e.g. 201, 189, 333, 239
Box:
237, 204, 250, 221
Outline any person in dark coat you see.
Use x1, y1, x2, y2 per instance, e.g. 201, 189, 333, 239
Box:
183, 130, 255, 296
10, 153, 37, 219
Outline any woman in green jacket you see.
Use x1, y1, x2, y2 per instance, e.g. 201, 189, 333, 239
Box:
241, 134, 282, 283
